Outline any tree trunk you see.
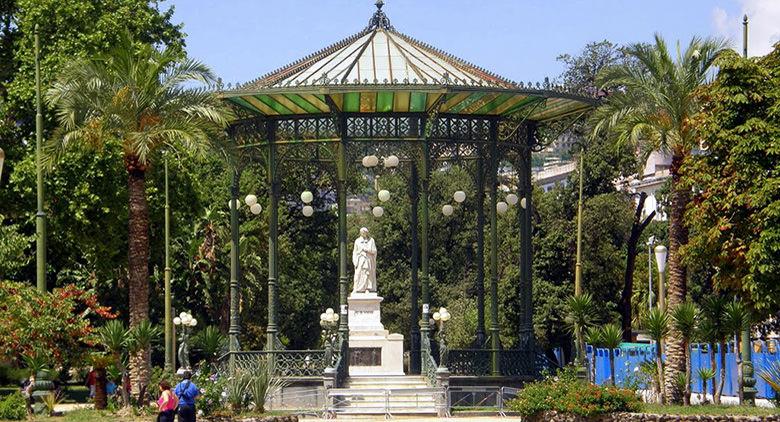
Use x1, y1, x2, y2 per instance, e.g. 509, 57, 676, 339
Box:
609, 353, 616, 386
735, 336, 743, 404
715, 340, 726, 405
114, 354, 130, 407
710, 343, 717, 403
656, 347, 665, 404
621, 193, 655, 342
683, 342, 691, 405
663, 153, 689, 404
125, 155, 150, 404
94, 367, 107, 410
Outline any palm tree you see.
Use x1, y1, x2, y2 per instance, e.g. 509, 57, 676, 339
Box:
696, 367, 716, 404
598, 323, 624, 386
565, 293, 598, 369
670, 302, 697, 405
46, 33, 230, 399
591, 34, 726, 404
699, 296, 729, 404
584, 326, 602, 383
96, 320, 131, 406
723, 300, 751, 404
643, 307, 670, 403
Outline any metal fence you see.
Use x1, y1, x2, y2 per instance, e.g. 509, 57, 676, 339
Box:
448, 386, 519, 416
587, 341, 779, 399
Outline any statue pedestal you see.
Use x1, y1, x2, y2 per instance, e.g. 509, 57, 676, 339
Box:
348, 292, 404, 376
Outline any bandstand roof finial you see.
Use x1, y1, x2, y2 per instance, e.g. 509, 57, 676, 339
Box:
367, 0, 394, 31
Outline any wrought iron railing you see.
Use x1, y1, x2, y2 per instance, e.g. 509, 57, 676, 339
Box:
217, 350, 330, 377
448, 349, 491, 376
447, 349, 557, 377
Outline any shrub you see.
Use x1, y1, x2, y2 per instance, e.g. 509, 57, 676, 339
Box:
507, 366, 642, 418
0, 391, 27, 420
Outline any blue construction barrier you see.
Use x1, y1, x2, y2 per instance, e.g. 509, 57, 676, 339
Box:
586, 340, 778, 399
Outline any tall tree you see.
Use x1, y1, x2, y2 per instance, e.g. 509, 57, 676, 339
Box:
590, 34, 727, 403
45, 32, 229, 399
683, 47, 780, 316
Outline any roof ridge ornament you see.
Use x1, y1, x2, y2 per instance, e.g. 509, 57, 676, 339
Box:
367, 0, 394, 31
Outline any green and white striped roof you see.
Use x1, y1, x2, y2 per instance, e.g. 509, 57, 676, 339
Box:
221, 1, 595, 121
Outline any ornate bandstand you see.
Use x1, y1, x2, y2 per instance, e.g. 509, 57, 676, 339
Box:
218, 1, 595, 393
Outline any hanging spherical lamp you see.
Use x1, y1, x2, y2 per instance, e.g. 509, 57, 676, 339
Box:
302, 205, 314, 217
378, 189, 391, 202
497, 201, 508, 214
301, 190, 314, 204
372, 206, 384, 217
506, 193, 519, 206
384, 155, 399, 168
520, 197, 527, 209
442, 204, 454, 216
453, 191, 466, 203
250, 203, 262, 215
245, 194, 258, 207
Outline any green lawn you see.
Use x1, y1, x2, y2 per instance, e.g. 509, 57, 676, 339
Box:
642, 403, 778, 416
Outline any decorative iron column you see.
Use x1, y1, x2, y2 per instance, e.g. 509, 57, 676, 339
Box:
409, 162, 421, 374
164, 157, 174, 371
34, 25, 47, 292
474, 153, 486, 347
266, 122, 280, 351
336, 114, 350, 370
518, 124, 535, 352
229, 167, 242, 358
488, 121, 500, 375
420, 135, 432, 358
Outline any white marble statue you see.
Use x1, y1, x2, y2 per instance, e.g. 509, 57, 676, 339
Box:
352, 227, 377, 293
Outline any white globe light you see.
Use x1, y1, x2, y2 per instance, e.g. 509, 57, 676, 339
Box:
302, 205, 314, 217
497, 201, 508, 214
190, 318, 198, 327
179, 312, 188, 320
442, 204, 454, 216
245, 194, 257, 207
520, 197, 527, 209
228, 199, 240, 210
384, 155, 399, 168
367, 155, 379, 167
372, 206, 384, 217
378, 190, 391, 202
433, 312, 441, 321
301, 191, 314, 204
453, 191, 466, 203
361, 156, 370, 167
320, 313, 327, 321
173, 317, 181, 325
442, 311, 451, 321
326, 308, 334, 315
506, 193, 519, 206
333, 313, 339, 322
250, 203, 262, 215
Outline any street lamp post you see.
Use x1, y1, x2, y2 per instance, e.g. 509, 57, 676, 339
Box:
34, 24, 47, 292
320, 308, 340, 368
432, 307, 451, 369
654, 245, 667, 312
164, 157, 173, 372
647, 236, 655, 310
173, 311, 198, 372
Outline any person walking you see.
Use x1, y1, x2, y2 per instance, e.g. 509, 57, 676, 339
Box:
174, 371, 199, 422
156, 380, 177, 422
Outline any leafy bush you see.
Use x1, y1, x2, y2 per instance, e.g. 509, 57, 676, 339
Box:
192, 370, 226, 416
507, 366, 642, 418
0, 391, 27, 420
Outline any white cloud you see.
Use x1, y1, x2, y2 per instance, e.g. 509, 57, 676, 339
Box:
712, 0, 780, 56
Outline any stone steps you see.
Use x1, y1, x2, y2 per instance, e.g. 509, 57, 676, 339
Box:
328, 376, 442, 416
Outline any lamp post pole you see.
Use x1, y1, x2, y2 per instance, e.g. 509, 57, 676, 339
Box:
34, 24, 47, 292
647, 236, 655, 311
164, 157, 173, 372
574, 151, 584, 298
740, 14, 757, 406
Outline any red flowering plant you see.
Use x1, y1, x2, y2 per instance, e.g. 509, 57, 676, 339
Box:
0, 281, 116, 369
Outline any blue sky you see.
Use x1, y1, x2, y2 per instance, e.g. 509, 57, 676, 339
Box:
167, 0, 780, 86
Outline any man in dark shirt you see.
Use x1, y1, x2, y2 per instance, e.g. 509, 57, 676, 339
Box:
174, 371, 200, 422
